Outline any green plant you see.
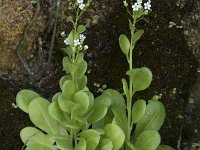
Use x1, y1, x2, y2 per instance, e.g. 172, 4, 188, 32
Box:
106, 0, 174, 149
16, 1, 125, 149
16, 0, 175, 150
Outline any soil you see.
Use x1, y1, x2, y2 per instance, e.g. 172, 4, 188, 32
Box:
0, 0, 199, 150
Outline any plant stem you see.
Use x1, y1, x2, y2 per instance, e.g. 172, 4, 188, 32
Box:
127, 18, 136, 141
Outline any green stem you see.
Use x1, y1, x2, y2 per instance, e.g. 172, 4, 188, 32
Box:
127, 18, 136, 141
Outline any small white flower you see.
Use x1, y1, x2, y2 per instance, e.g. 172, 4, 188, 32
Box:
84, 45, 89, 50
80, 34, 86, 42
64, 38, 69, 45
61, 31, 65, 37
77, 0, 83, 4
137, 0, 142, 4
144, 1, 151, 10
123, 0, 128, 7
79, 3, 85, 10
132, 3, 142, 11
74, 39, 81, 46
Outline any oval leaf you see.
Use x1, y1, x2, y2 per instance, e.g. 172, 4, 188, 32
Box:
119, 34, 130, 55
104, 124, 125, 150
135, 130, 161, 150
29, 97, 59, 134
100, 138, 113, 150
16, 89, 40, 113
77, 25, 86, 33
134, 100, 166, 138
20, 127, 54, 149
132, 100, 146, 124
80, 129, 100, 150
127, 67, 152, 93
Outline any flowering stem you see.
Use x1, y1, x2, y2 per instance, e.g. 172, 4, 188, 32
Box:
127, 17, 136, 142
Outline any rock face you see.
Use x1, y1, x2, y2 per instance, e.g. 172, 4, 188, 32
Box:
0, 0, 46, 76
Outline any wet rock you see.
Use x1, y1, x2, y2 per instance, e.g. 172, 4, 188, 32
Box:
0, 0, 46, 76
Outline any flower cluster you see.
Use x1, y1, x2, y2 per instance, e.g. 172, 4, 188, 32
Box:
77, 0, 86, 10
63, 33, 88, 50
123, 0, 152, 12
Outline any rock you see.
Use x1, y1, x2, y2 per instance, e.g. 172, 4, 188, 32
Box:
0, 0, 46, 76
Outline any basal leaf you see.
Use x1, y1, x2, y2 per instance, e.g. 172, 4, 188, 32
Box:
16, 89, 40, 113
20, 127, 54, 149
80, 129, 100, 150
29, 98, 59, 134
104, 124, 125, 150
99, 138, 113, 150
134, 100, 166, 138
135, 130, 161, 150
56, 138, 72, 150
132, 100, 146, 124
75, 138, 86, 150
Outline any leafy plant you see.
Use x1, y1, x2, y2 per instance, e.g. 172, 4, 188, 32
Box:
16, 1, 125, 149
107, 0, 175, 149
16, 0, 175, 150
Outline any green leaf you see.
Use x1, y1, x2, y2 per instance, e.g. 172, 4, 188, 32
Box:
20, 127, 54, 149
135, 130, 161, 150
132, 100, 146, 124
99, 138, 113, 150
129, 20, 135, 34
87, 103, 108, 124
119, 34, 130, 55
73, 91, 90, 116
104, 124, 125, 150
68, 30, 78, 47
77, 25, 86, 33
59, 75, 72, 90
62, 80, 76, 97
67, 16, 74, 23
133, 29, 144, 43
80, 129, 100, 150
78, 75, 87, 90
58, 94, 77, 114
26, 144, 54, 150
134, 100, 166, 138
75, 138, 86, 150
63, 56, 73, 73
16, 89, 40, 113
74, 60, 87, 79
48, 101, 71, 130
103, 89, 126, 108
29, 97, 59, 134
56, 138, 72, 150
52, 92, 61, 102
122, 78, 130, 100
126, 141, 137, 150
157, 145, 175, 150
127, 67, 152, 93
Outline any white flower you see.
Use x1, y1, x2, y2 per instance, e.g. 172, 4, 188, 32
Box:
137, 0, 142, 4
84, 45, 89, 50
77, 0, 83, 4
74, 39, 81, 46
132, 2, 142, 11
61, 31, 65, 37
79, 3, 85, 10
123, 0, 128, 7
80, 34, 86, 42
64, 38, 69, 45
144, 1, 151, 10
